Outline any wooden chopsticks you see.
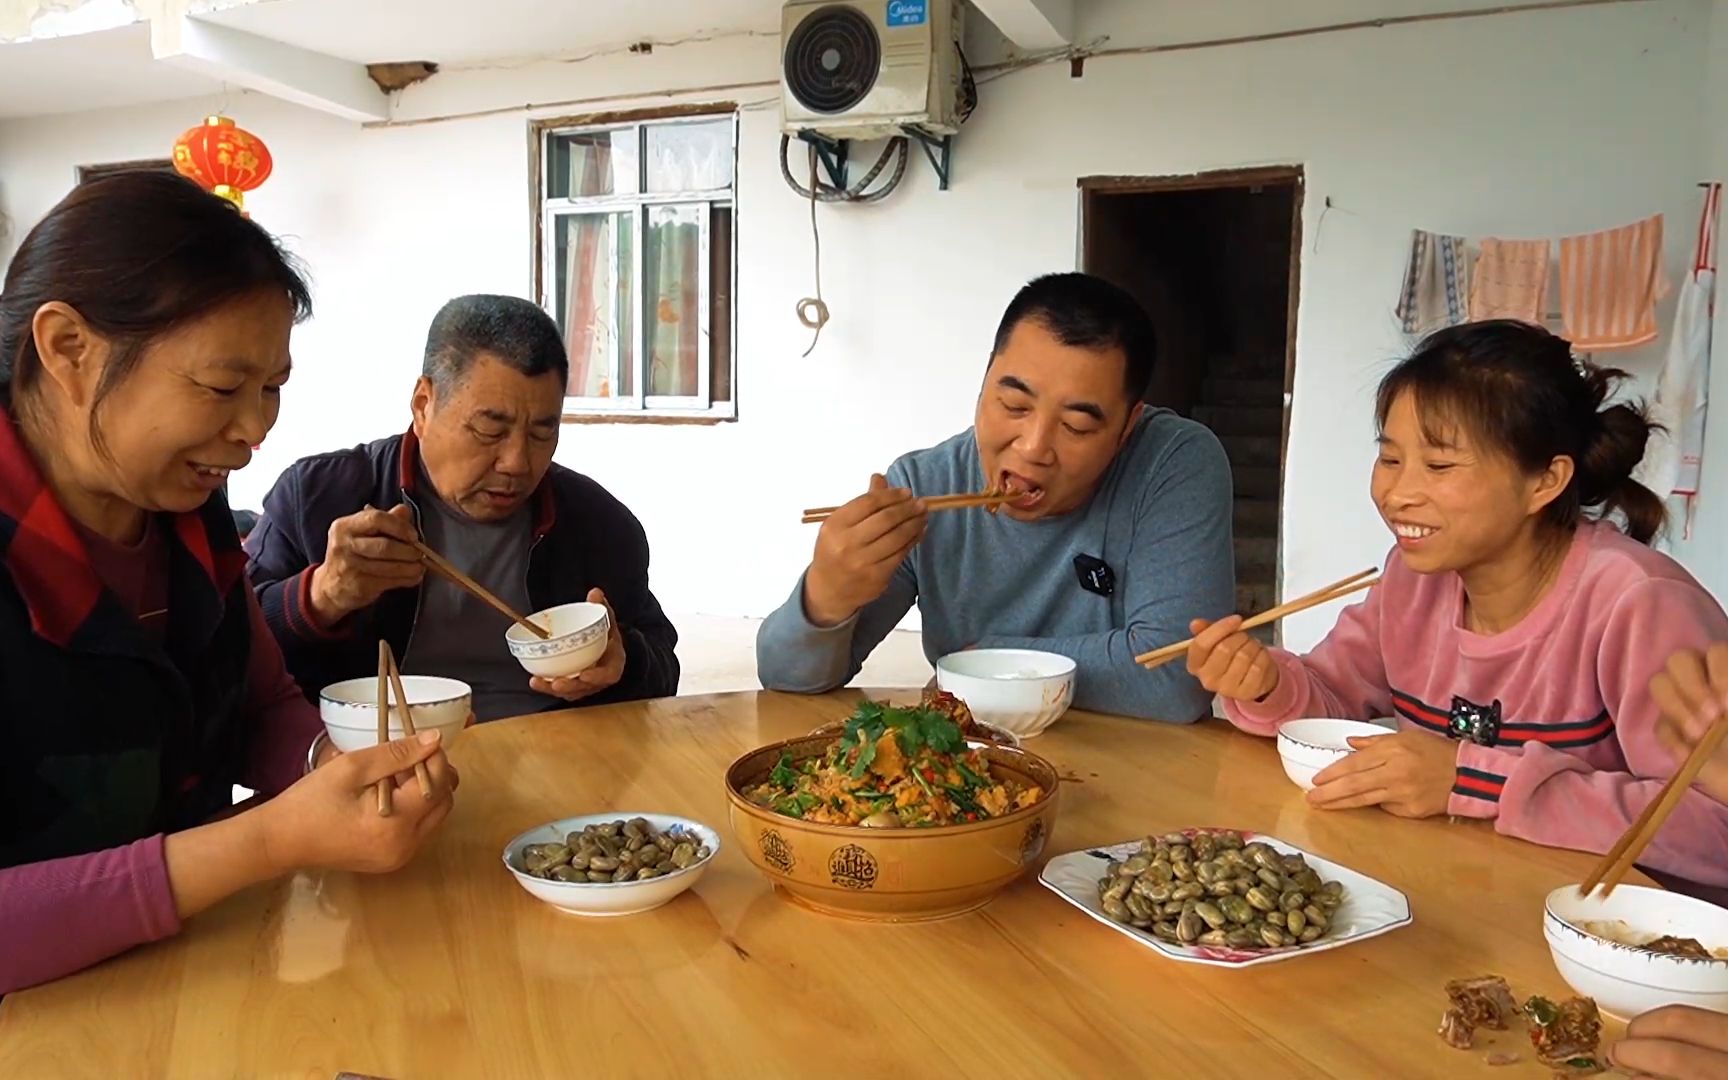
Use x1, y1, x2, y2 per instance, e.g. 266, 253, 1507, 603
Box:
801, 488, 1016, 525
1135, 568, 1382, 671
413, 539, 549, 639
1579, 714, 1728, 898
375, 640, 436, 816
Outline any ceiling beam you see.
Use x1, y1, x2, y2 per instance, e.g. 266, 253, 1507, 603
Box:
151, 13, 390, 122
968, 0, 1074, 50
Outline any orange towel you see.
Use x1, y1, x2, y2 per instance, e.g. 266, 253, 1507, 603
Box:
1559, 214, 1667, 351
1469, 238, 1551, 323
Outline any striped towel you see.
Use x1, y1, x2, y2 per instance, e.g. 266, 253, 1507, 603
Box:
1469, 238, 1551, 323
1395, 230, 1470, 334
1559, 214, 1668, 351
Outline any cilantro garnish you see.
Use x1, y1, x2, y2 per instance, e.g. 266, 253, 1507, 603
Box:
838, 700, 965, 779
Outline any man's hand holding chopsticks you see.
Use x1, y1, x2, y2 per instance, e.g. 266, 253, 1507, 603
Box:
802, 474, 926, 628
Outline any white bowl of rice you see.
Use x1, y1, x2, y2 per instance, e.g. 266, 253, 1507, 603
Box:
935, 649, 1076, 738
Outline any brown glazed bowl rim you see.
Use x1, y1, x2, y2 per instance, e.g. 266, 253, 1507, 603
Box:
723, 732, 1061, 839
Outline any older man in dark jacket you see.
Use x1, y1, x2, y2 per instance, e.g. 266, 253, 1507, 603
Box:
245, 294, 678, 720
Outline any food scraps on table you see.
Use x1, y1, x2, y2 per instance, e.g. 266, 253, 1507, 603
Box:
1435, 974, 1605, 1076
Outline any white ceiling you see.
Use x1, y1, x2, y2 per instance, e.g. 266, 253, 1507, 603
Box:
0, 22, 223, 118
200, 0, 783, 66
0, 0, 783, 119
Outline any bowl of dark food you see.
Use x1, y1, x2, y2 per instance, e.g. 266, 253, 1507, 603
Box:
1544, 884, 1728, 1020
503, 813, 719, 916
725, 688, 1060, 921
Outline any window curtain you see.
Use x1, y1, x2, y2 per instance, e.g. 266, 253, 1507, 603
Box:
648, 213, 701, 397
562, 141, 611, 397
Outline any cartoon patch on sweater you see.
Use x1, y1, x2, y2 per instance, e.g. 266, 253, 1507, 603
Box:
1448, 695, 1503, 747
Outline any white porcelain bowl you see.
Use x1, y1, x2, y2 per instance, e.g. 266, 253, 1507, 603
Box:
934, 649, 1077, 738
1275, 718, 1394, 791
506, 601, 610, 678
318, 675, 472, 753
1544, 884, 1728, 1021
503, 813, 720, 917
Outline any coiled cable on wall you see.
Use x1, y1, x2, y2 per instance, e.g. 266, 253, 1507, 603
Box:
795, 148, 829, 357
781, 134, 910, 357
778, 133, 909, 203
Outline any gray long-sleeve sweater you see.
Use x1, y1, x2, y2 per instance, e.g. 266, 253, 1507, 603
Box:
756, 409, 1236, 722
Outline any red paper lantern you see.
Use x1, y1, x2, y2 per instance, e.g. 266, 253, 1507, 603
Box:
172, 115, 272, 213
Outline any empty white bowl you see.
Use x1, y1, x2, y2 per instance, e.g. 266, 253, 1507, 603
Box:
934, 648, 1077, 738
503, 813, 720, 916
1544, 884, 1728, 1020
318, 675, 472, 753
506, 601, 610, 678
1275, 718, 1394, 791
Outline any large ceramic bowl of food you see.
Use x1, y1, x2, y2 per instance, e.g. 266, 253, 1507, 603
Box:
318, 675, 472, 753
1544, 884, 1728, 1020
934, 648, 1076, 738
503, 813, 719, 917
724, 690, 1060, 922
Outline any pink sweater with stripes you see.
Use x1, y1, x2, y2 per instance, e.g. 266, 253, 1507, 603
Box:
1224, 522, 1728, 888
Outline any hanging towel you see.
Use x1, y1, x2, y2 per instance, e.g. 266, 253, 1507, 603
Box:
1641, 186, 1718, 538
1558, 214, 1668, 351
1469, 238, 1551, 323
1395, 230, 1471, 335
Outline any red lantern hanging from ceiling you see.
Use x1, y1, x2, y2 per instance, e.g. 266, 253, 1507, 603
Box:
172, 115, 273, 214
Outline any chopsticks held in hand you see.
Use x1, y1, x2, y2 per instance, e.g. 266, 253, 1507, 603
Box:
1579, 715, 1728, 899
1134, 568, 1381, 672
801, 488, 1016, 525
413, 539, 549, 639
374, 640, 436, 817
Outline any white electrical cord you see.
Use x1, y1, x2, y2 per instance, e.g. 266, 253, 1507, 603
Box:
796, 147, 830, 357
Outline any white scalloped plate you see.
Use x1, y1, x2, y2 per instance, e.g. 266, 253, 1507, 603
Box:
1038, 829, 1414, 968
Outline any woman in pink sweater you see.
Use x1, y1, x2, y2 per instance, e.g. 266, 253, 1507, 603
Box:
1186, 320, 1728, 893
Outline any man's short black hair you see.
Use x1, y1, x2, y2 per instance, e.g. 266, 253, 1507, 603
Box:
422, 294, 569, 391
990, 272, 1157, 402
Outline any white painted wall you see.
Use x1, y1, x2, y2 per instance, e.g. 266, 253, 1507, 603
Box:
0, 0, 1719, 652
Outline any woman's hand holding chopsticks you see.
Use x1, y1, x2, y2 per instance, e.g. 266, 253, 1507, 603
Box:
802, 475, 927, 628
1650, 643, 1728, 804
254, 732, 459, 876
1183, 616, 1281, 701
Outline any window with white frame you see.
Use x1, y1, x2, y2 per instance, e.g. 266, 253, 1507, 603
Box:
536, 112, 737, 419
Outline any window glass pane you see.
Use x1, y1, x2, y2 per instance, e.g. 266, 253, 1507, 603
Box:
710, 205, 733, 404
553, 211, 635, 398
546, 128, 639, 199
645, 204, 703, 397
645, 119, 733, 193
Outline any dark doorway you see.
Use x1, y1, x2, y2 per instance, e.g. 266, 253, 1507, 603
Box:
1081, 166, 1302, 637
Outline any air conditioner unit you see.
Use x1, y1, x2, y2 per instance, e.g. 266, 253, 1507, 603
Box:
781, 0, 964, 141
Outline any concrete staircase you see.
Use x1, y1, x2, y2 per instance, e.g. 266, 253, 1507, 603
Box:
1191, 353, 1284, 639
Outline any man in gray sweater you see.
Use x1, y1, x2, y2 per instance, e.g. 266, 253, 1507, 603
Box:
756, 272, 1235, 722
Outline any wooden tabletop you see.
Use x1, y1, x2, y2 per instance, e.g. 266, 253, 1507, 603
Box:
0, 690, 1637, 1079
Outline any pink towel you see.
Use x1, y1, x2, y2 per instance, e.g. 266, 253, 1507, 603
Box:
1559, 214, 1668, 351
1469, 238, 1551, 323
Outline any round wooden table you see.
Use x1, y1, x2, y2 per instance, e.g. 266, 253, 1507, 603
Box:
0, 691, 1636, 1078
